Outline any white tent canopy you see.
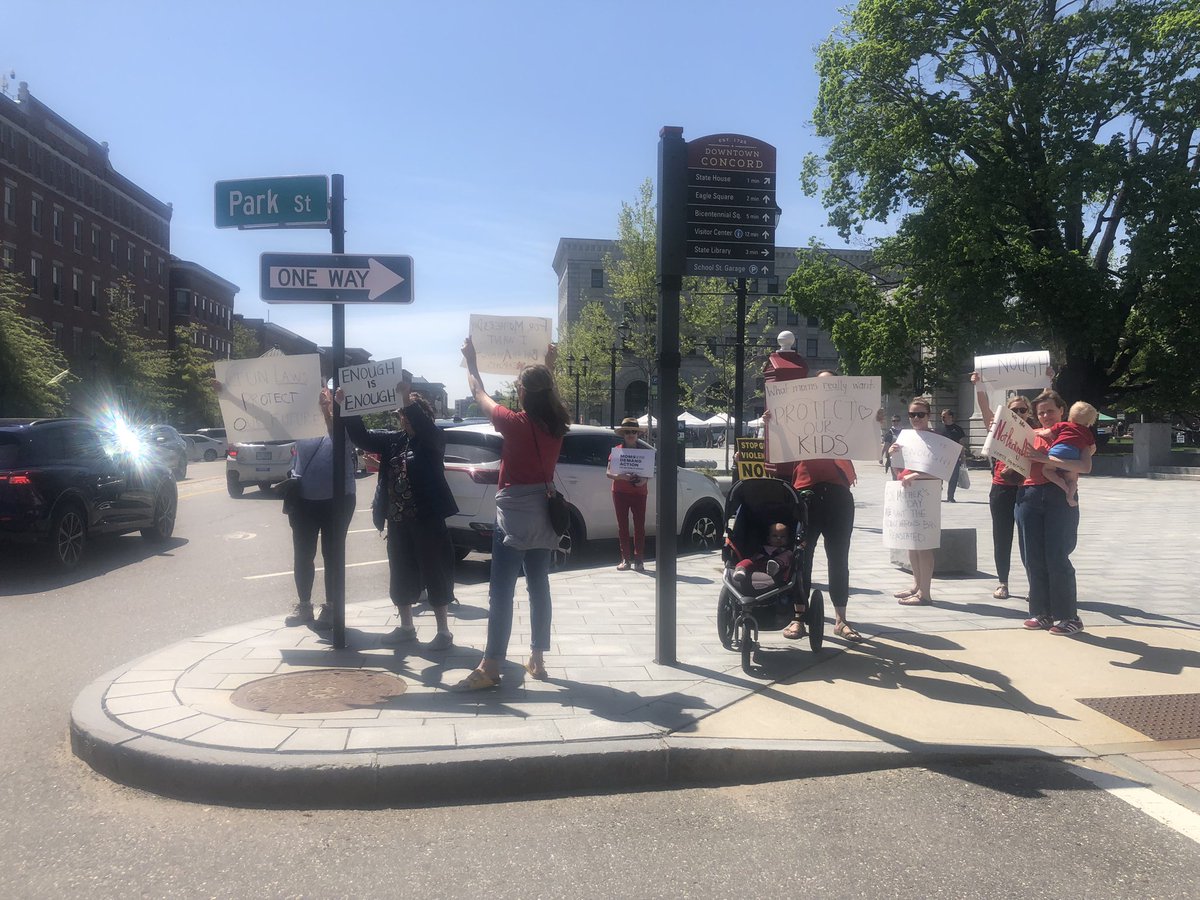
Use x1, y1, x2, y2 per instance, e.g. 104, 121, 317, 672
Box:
678, 411, 707, 426
746, 416, 765, 429
636, 414, 658, 428
703, 413, 732, 427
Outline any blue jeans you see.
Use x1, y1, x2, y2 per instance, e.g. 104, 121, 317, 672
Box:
484, 525, 553, 661
1015, 484, 1079, 621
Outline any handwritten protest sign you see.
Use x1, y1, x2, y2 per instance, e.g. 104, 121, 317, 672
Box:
338, 356, 403, 415
974, 350, 1051, 414
895, 429, 960, 481
214, 354, 326, 442
468, 315, 552, 376
882, 480, 941, 550
608, 447, 655, 478
764, 375, 881, 464
735, 437, 768, 480
982, 404, 1034, 477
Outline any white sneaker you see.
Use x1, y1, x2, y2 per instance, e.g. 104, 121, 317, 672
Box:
427, 631, 454, 651
380, 625, 418, 646
284, 602, 313, 626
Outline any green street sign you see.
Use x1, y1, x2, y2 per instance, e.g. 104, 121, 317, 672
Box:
214, 175, 329, 229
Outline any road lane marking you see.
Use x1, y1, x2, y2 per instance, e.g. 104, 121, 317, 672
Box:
1071, 761, 1200, 845
244, 558, 389, 580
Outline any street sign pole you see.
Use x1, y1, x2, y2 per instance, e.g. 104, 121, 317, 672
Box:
330, 174, 347, 650
655, 126, 686, 667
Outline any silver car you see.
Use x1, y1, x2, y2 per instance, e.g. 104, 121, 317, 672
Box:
443, 424, 725, 564
225, 440, 295, 497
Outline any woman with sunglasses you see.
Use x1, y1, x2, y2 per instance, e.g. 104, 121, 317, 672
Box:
1015, 390, 1094, 635
888, 398, 941, 605
972, 373, 1038, 601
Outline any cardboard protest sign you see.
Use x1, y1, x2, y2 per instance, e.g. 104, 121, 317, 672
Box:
735, 437, 768, 480
468, 315, 552, 376
974, 350, 1051, 414
214, 354, 326, 442
982, 404, 1034, 477
608, 447, 655, 478
895, 429, 960, 481
764, 375, 881, 464
338, 356, 403, 415
882, 480, 942, 550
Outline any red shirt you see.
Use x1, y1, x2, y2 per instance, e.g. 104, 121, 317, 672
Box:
773, 459, 856, 489
1023, 432, 1052, 486
1048, 421, 1096, 452
491, 405, 564, 490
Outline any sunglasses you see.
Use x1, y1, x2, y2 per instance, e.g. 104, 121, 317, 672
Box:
908, 411, 928, 419
1010, 406, 1029, 414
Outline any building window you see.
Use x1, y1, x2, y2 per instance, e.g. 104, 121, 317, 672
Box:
72, 217, 83, 253
143, 251, 151, 278
806, 315, 819, 328
157, 257, 165, 285
142, 295, 150, 327
786, 308, 799, 326
52, 264, 63, 304
590, 268, 604, 289
72, 270, 82, 307
72, 327, 83, 358
52, 207, 63, 244
30, 255, 41, 294
1, 243, 13, 271
91, 226, 101, 259
90, 278, 101, 313
2, 181, 14, 224
157, 301, 165, 333
31, 196, 42, 234
53, 322, 65, 350
806, 337, 819, 356
110, 233, 119, 266
127, 243, 135, 272
174, 288, 190, 314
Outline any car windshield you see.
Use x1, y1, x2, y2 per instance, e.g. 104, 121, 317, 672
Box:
444, 432, 502, 464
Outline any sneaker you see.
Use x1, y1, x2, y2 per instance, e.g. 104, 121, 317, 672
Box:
284, 602, 313, 626
380, 625, 418, 646
1023, 615, 1053, 630
313, 605, 334, 630
427, 631, 454, 651
1049, 618, 1084, 636
765, 559, 780, 578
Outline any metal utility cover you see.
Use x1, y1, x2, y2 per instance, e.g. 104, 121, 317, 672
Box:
1078, 693, 1200, 742
231, 669, 407, 714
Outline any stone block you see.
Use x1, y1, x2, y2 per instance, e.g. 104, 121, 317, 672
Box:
889, 527, 977, 575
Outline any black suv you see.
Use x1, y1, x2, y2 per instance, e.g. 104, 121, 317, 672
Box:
0, 418, 178, 569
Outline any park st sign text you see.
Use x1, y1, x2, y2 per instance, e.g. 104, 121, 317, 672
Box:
214, 175, 329, 228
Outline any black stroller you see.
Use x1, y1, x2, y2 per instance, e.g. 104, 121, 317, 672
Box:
718, 478, 823, 673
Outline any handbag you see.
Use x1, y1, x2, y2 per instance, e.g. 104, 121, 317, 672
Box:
529, 420, 569, 536
281, 437, 323, 515
958, 466, 971, 490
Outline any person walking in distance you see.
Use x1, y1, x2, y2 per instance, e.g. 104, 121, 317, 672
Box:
937, 409, 967, 502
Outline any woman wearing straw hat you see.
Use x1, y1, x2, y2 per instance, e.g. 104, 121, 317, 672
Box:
608, 417, 649, 571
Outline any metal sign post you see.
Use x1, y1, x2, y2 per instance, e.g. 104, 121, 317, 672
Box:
329, 174, 347, 650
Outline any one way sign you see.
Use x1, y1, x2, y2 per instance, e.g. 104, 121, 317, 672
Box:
259, 253, 414, 305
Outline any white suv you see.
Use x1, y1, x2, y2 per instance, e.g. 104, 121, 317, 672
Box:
443, 424, 725, 563
226, 440, 296, 497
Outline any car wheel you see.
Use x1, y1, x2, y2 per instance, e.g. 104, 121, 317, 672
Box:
174, 459, 187, 480
141, 485, 177, 541
203, 449, 217, 462
680, 502, 722, 553
227, 473, 244, 498
258, 481, 274, 493
49, 503, 87, 570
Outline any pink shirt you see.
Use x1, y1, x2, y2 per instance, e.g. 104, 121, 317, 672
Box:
491, 405, 564, 490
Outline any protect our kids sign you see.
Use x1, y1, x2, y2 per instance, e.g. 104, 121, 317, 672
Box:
983, 404, 1035, 477
468, 315, 552, 377
764, 375, 881, 464
882, 480, 941, 550
338, 356, 403, 415
608, 447, 655, 479
214, 354, 327, 442
894, 429, 961, 481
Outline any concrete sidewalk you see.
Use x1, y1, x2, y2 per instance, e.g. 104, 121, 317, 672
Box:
71, 472, 1200, 808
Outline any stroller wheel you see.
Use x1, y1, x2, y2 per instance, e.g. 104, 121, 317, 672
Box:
740, 617, 757, 673
717, 588, 737, 650
807, 589, 825, 652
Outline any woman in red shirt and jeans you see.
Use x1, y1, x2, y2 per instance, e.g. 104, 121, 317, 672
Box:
454, 338, 571, 690
608, 417, 648, 571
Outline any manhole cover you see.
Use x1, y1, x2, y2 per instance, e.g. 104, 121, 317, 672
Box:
1078, 693, 1200, 742
231, 669, 407, 714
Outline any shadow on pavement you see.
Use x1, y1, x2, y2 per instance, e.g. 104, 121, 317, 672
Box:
1077, 600, 1199, 629
1071, 631, 1200, 675
0, 534, 189, 598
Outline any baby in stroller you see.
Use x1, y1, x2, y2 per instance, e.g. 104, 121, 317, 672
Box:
731, 522, 794, 590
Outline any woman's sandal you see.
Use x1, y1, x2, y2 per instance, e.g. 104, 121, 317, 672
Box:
897, 593, 933, 606
525, 659, 549, 680
893, 587, 919, 599
782, 616, 807, 640
834, 622, 865, 642
450, 669, 501, 692
992, 584, 1009, 600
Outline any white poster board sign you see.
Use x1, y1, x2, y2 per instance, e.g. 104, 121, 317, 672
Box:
982, 404, 1035, 477
608, 447, 655, 478
338, 356, 403, 415
882, 480, 942, 550
974, 350, 1051, 414
764, 375, 881, 464
214, 354, 326, 442
469, 314, 552, 377
895, 429, 960, 481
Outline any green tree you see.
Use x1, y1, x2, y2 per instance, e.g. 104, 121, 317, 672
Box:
99, 276, 173, 417
798, 0, 1200, 411
555, 301, 616, 423
170, 324, 218, 428
230, 320, 260, 359
0, 270, 70, 417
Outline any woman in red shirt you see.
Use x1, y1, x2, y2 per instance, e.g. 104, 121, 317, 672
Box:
608, 417, 649, 571
454, 338, 571, 690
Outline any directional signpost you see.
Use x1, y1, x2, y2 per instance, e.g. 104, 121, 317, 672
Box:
214, 175, 329, 229
684, 134, 778, 279
259, 253, 413, 304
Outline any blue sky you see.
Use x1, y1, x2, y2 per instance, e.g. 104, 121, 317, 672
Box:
9, 1, 863, 396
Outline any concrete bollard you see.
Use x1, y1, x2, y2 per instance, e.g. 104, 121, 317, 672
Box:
890, 527, 978, 575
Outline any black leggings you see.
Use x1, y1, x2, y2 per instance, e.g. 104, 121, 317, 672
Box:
800, 482, 855, 609
989, 482, 1019, 584
290, 497, 354, 604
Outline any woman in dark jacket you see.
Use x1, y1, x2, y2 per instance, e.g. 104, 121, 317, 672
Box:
341, 381, 458, 649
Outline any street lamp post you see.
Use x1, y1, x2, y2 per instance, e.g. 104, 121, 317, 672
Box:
609, 317, 631, 428
567, 353, 589, 424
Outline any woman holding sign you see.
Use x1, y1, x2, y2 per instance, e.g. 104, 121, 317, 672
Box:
454, 337, 570, 690
608, 417, 649, 571
888, 398, 942, 606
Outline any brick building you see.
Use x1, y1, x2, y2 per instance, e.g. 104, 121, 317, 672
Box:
168, 259, 238, 357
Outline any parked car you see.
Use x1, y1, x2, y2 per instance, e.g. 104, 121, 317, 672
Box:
226, 440, 296, 497
195, 427, 226, 442
140, 424, 189, 480
181, 432, 227, 462
442, 424, 725, 564
0, 417, 178, 569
